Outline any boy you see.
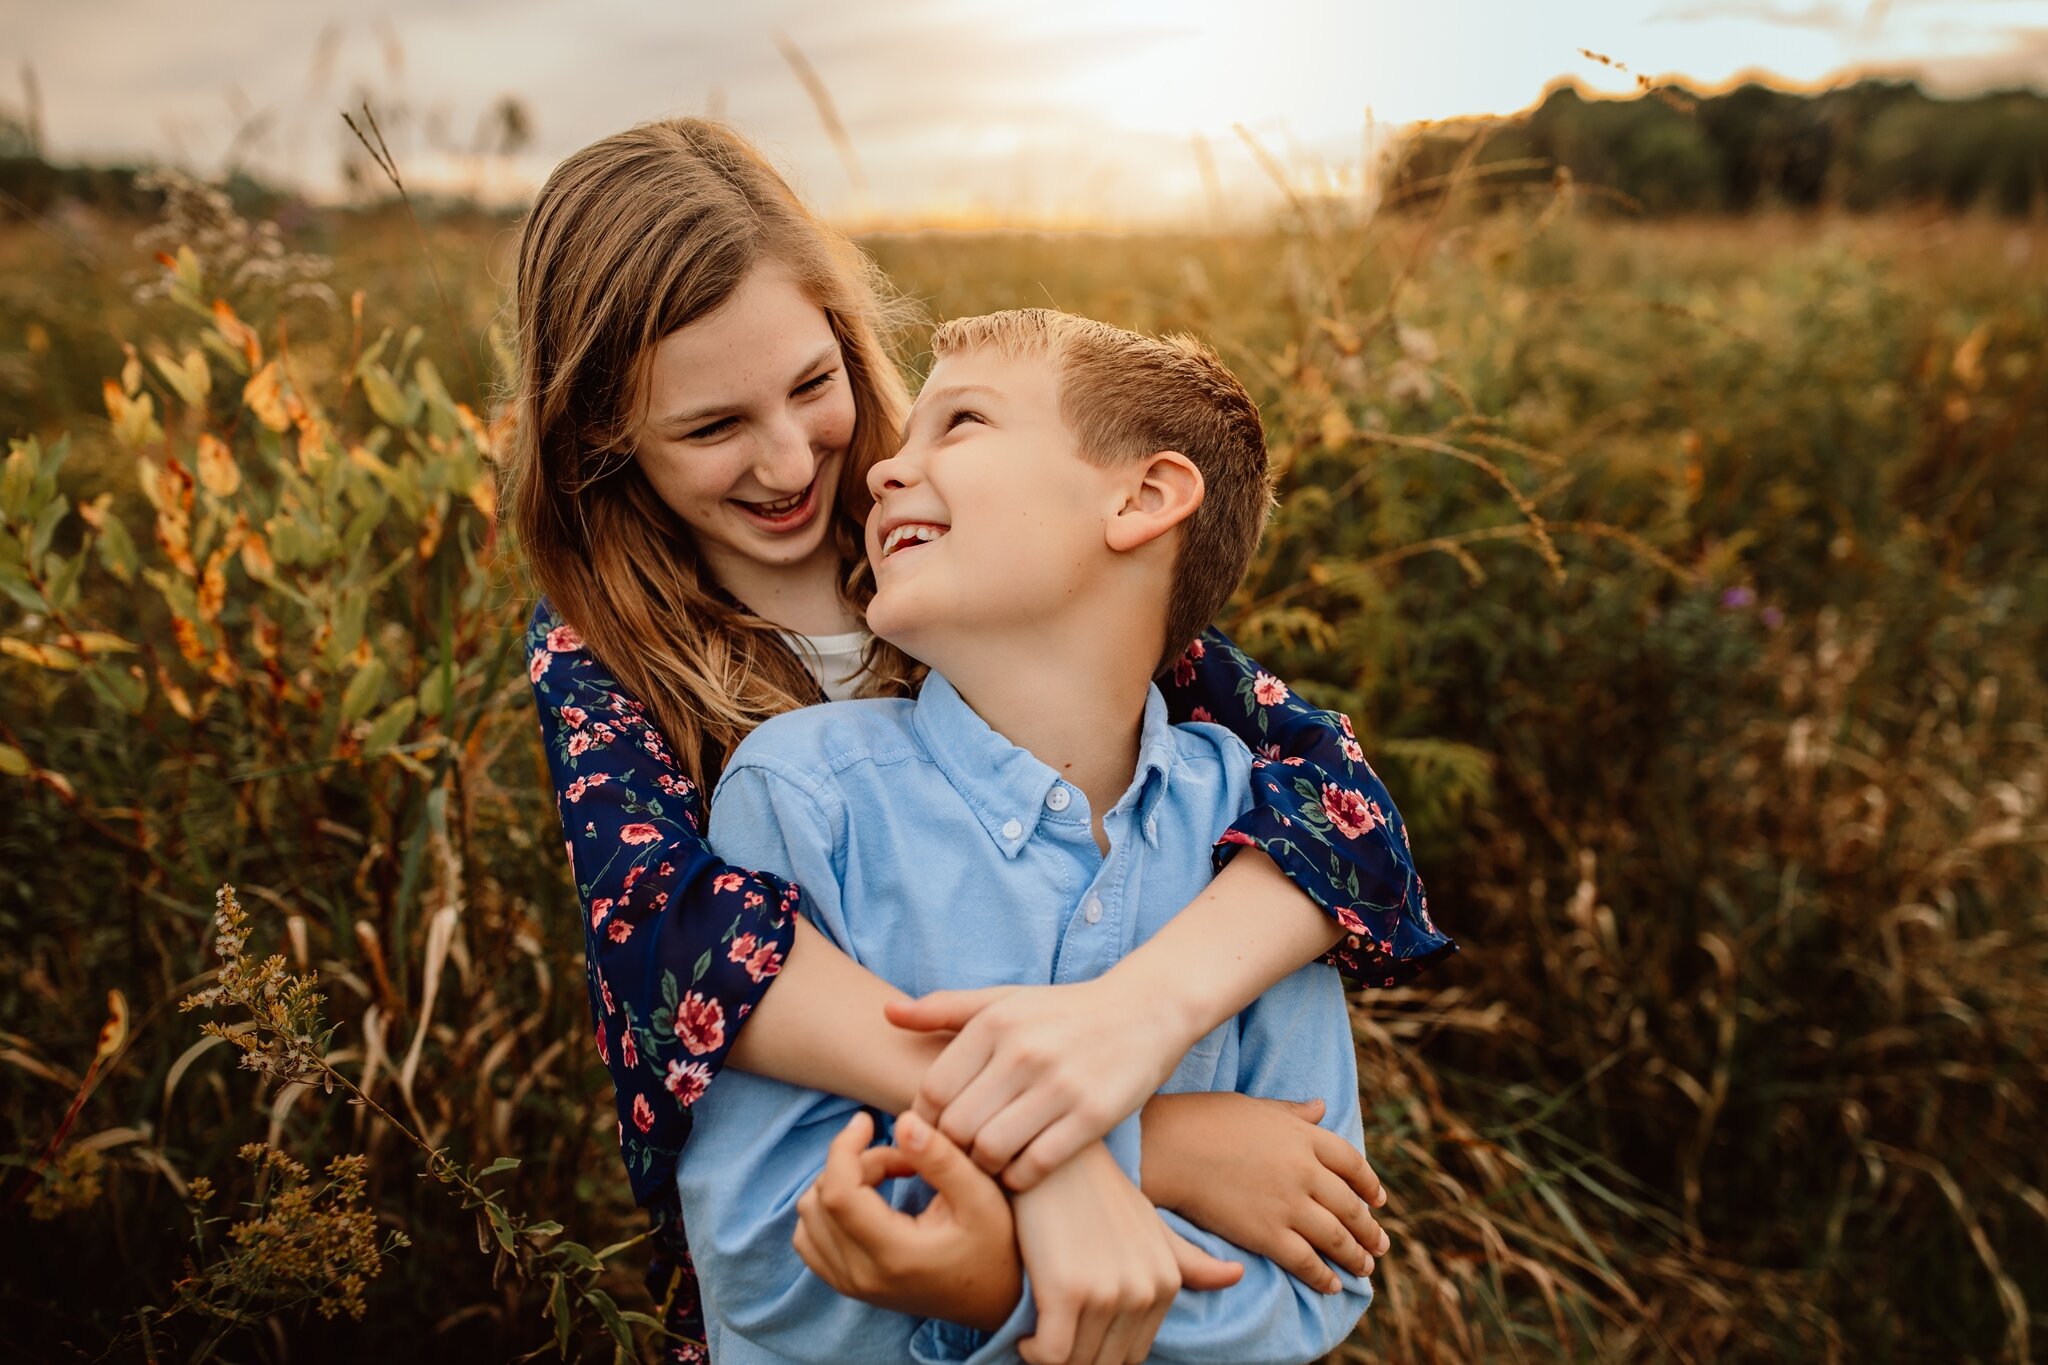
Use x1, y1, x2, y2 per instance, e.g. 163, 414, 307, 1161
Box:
681, 310, 1373, 1363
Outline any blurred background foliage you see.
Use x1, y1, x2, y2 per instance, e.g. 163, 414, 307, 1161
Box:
1, 76, 2045, 1364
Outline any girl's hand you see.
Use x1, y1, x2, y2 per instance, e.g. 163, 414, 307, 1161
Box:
1140, 1092, 1390, 1292
793, 1110, 1021, 1332
888, 977, 1192, 1191
1010, 1141, 1242, 1365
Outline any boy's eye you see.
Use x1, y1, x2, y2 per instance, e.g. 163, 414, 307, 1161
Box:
944, 408, 983, 431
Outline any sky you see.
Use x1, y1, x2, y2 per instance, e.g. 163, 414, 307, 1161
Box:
7, 0, 2047, 224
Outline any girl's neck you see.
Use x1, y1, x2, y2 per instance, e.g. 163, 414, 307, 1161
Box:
702, 538, 860, 636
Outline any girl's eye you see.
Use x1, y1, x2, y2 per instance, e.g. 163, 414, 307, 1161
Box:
687, 417, 738, 441
796, 370, 837, 396
945, 408, 983, 431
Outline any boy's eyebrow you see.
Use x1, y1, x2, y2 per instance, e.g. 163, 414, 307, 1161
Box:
653, 342, 842, 431
906, 383, 1001, 426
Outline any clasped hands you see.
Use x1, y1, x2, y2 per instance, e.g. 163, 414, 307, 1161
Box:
790, 978, 1391, 1365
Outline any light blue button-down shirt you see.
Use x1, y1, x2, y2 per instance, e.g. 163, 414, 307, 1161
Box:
684, 671, 1372, 1364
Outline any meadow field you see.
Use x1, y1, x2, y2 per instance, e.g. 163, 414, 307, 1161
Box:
2, 177, 2044, 1362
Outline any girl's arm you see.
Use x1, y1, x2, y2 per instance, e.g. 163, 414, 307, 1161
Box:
892, 625, 1455, 1189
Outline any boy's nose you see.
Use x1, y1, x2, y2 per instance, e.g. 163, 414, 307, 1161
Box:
866, 445, 920, 498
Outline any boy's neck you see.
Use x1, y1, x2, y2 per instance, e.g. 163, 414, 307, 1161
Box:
930, 622, 1159, 854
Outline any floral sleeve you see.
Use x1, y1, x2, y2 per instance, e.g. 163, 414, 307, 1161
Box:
527, 598, 799, 1360
1158, 626, 1457, 987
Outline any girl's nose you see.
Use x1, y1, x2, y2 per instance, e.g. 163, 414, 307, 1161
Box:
756, 411, 816, 492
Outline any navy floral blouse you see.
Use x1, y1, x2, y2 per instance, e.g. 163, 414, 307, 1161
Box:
524, 598, 1453, 1358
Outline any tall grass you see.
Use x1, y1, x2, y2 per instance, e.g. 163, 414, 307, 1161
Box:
2, 174, 2043, 1360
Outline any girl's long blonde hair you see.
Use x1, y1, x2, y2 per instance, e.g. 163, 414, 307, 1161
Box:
505, 118, 921, 790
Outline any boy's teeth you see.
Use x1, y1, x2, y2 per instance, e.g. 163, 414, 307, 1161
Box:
884, 523, 946, 556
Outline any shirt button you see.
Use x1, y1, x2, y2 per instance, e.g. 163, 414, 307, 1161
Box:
1083, 895, 1103, 924
1045, 786, 1071, 812
1001, 818, 1024, 841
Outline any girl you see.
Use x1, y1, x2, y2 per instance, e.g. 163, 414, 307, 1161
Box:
508, 118, 1451, 1365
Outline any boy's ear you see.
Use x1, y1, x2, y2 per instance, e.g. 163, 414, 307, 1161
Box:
1104, 451, 1204, 553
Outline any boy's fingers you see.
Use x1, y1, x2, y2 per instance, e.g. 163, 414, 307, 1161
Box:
1271, 1230, 1343, 1295
1316, 1129, 1387, 1208
888, 985, 1017, 1034
930, 1063, 1029, 1161
1284, 1097, 1327, 1124
1299, 1200, 1371, 1277
1315, 1169, 1390, 1259
1004, 1112, 1095, 1192
858, 1144, 919, 1185
895, 1112, 1005, 1217
914, 1022, 997, 1122
1167, 1227, 1244, 1291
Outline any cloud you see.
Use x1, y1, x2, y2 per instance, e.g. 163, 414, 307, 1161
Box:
1652, 2, 1856, 32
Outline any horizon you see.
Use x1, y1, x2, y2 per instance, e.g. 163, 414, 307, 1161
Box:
6, 0, 2047, 226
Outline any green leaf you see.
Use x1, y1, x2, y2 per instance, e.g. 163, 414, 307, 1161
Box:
83, 662, 149, 716
548, 1274, 572, 1357
0, 744, 28, 777
476, 1156, 521, 1178
417, 664, 453, 719
41, 549, 84, 614
523, 1219, 564, 1239
28, 495, 68, 565
0, 564, 43, 612
552, 1239, 602, 1271
0, 445, 35, 521
587, 1289, 632, 1353
692, 948, 712, 985
364, 697, 417, 755
483, 1201, 515, 1252
359, 364, 416, 427
95, 515, 138, 585
340, 657, 388, 726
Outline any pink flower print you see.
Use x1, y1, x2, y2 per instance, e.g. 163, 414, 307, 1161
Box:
1218, 828, 1257, 848
1334, 905, 1369, 936
1260, 743, 1285, 761
665, 1059, 712, 1107
619, 823, 661, 846
631, 1093, 656, 1133
1252, 672, 1288, 706
624, 863, 644, 891
658, 861, 674, 876
744, 941, 784, 983
620, 1025, 638, 1070
1282, 756, 1308, 766
529, 649, 550, 684
560, 704, 587, 729
674, 992, 727, 1056
1189, 706, 1214, 722
589, 896, 614, 929
607, 918, 633, 943
595, 1021, 609, 1064
566, 731, 592, 757
1339, 713, 1355, 738
1340, 736, 1365, 763
742, 891, 765, 911
712, 872, 745, 894
599, 974, 615, 1014
565, 778, 588, 804
546, 624, 584, 652
1320, 784, 1384, 839
728, 933, 758, 965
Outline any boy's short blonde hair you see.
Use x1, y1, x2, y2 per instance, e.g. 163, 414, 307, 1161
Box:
928, 309, 1272, 673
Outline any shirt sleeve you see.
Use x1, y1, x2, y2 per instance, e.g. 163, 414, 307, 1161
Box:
1156, 625, 1457, 988
525, 598, 802, 1209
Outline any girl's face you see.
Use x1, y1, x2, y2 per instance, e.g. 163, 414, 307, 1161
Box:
634, 261, 856, 585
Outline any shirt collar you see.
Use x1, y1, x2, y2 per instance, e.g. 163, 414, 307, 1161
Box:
911, 671, 1179, 859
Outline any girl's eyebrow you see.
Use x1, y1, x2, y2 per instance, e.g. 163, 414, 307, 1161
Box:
654, 343, 843, 431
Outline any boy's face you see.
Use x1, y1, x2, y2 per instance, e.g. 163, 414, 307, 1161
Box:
864, 348, 1124, 662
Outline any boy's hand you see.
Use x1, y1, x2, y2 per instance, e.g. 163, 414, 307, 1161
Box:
1010, 1140, 1242, 1365
794, 1110, 1022, 1332
1141, 1092, 1390, 1292
887, 977, 1188, 1190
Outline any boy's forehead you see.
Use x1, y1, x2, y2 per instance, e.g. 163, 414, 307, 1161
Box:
918, 347, 1060, 411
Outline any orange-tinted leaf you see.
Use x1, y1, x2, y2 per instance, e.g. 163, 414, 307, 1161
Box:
207, 649, 240, 688
213, 299, 262, 367
172, 615, 206, 665
243, 362, 292, 432
94, 990, 129, 1065
157, 667, 195, 720
239, 529, 275, 581
197, 549, 229, 623
156, 510, 196, 578
196, 433, 240, 498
